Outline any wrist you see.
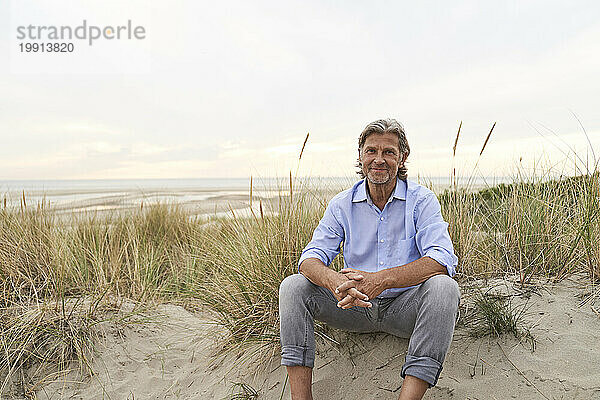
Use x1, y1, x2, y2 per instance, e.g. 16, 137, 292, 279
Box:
327, 270, 345, 293
377, 269, 392, 291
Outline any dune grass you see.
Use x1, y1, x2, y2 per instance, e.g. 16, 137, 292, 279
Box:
0, 204, 200, 394
439, 172, 600, 284
0, 128, 599, 394
464, 290, 535, 346
193, 179, 350, 348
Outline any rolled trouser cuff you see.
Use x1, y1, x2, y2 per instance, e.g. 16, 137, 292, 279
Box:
281, 345, 315, 368
401, 355, 443, 387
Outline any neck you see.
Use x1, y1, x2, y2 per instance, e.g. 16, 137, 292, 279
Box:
367, 178, 397, 207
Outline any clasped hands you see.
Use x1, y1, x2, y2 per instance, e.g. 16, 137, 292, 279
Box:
333, 267, 385, 309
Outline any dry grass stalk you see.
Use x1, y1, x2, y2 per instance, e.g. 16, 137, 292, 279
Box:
289, 171, 293, 203
299, 132, 309, 160
249, 176, 259, 224
498, 343, 550, 400
453, 121, 462, 157
452, 121, 462, 188
479, 122, 496, 156
570, 110, 596, 164
249, 176, 253, 209
228, 203, 237, 220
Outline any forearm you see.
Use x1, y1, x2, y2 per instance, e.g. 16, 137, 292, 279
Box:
298, 258, 342, 293
379, 256, 448, 290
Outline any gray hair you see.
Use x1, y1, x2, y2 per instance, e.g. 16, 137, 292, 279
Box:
356, 118, 410, 180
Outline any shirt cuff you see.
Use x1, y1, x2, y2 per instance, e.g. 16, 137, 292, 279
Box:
423, 249, 457, 277
297, 250, 330, 272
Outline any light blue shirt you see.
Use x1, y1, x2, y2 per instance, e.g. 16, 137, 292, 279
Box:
298, 178, 458, 297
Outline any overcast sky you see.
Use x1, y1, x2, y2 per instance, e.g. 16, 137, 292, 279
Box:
1, 0, 599, 180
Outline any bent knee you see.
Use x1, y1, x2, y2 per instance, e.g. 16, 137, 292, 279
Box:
422, 274, 460, 306
279, 274, 315, 302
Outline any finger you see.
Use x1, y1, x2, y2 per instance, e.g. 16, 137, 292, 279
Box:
343, 272, 364, 281
334, 291, 346, 302
342, 298, 372, 309
335, 280, 356, 294
340, 268, 357, 274
337, 294, 354, 308
348, 287, 369, 301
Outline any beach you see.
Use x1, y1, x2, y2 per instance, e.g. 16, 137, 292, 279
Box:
0, 177, 506, 216
0, 179, 274, 219
27, 275, 600, 399
1, 177, 599, 399
0, 178, 363, 222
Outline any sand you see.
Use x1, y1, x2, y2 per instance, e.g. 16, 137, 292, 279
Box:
3, 186, 280, 220
29, 276, 600, 400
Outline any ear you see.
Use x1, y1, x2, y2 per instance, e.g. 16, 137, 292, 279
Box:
400, 153, 408, 164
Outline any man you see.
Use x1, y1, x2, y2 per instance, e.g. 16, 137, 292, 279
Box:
278, 119, 460, 400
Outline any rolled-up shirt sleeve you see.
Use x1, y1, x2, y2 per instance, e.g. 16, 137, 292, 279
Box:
298, 201, 344, 271
414, 193, 458, 277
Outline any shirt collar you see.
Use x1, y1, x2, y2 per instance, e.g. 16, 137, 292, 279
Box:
352, 177, 407, 203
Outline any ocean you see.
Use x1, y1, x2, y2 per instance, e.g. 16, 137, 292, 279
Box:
0, 176, 510, 214
0, 177, 352, 214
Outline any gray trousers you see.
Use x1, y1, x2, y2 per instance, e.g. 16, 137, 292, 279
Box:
278, 273, 460, 387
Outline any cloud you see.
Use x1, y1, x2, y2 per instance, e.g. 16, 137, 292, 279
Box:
2, 1, 600, 179
130, 143, 172, 157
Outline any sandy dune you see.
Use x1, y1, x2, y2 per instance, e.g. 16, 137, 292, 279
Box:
32, 277, 600, 400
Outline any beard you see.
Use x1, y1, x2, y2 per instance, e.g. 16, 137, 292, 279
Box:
366, 167, 394, 185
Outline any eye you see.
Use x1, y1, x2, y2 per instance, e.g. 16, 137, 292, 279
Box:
365, 149, 375, 154
385, 150, 396, 155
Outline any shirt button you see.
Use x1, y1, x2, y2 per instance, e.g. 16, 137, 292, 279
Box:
380, 261, 384, 265
380, 239, 384, 243
380, 217, 384, 221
